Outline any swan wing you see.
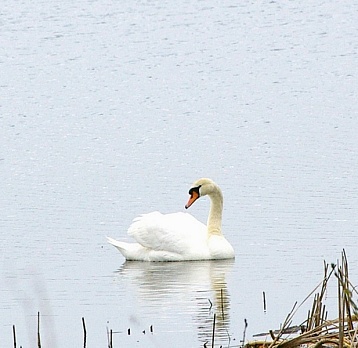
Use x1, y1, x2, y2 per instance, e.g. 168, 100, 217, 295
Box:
128, 212, 207, 255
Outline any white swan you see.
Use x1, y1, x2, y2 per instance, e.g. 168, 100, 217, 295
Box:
107, 178, 235, 261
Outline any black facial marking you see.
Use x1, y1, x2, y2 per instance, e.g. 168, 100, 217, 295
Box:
188, 185, 201, 197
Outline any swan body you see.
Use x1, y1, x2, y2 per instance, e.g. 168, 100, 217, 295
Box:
108, 178, 235, 261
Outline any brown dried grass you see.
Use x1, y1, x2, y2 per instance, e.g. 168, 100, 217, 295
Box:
246, 250, 358, 348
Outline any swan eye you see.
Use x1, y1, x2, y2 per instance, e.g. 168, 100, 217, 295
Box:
188, 185, 201, 197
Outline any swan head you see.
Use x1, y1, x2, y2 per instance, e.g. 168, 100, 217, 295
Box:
185, 178, 219, 209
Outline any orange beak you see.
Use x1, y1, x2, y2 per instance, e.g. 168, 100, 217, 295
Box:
185, 190, 200, 209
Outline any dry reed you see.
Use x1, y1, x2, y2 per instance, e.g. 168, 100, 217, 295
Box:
246, 250, 358, 348
82, 317, 87, 348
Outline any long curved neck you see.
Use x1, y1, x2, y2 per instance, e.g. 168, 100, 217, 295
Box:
207, 189, 223, 236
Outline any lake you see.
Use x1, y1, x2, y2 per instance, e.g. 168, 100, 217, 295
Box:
1, 0, 358, 347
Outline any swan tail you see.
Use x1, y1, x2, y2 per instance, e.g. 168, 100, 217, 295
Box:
107, 236, 126, 250
107, 237, 143, 260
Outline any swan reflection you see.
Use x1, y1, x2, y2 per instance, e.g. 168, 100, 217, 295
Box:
114, 259, 234, 346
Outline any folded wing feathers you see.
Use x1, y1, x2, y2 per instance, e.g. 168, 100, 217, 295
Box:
127, 212, 207, 255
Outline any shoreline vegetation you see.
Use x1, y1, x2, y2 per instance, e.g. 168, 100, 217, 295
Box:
246, 249, 358, 348
11, 250, 357, 348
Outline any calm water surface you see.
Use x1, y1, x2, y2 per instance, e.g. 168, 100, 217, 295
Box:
1, 0, 358, 347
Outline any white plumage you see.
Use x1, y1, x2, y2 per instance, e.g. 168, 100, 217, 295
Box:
107, 178, 235, 261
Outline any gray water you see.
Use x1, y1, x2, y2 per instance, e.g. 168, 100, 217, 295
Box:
1, 0, 358, 347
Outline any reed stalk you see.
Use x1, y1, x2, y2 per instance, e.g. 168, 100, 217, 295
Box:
12, 325, 16, 348
37, 312, 41, 348
263, 292, 267, 312
248, 250, 358, 348
82, 317, 87, 348
106, 326, 113, 348
211, 313, 216, 348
